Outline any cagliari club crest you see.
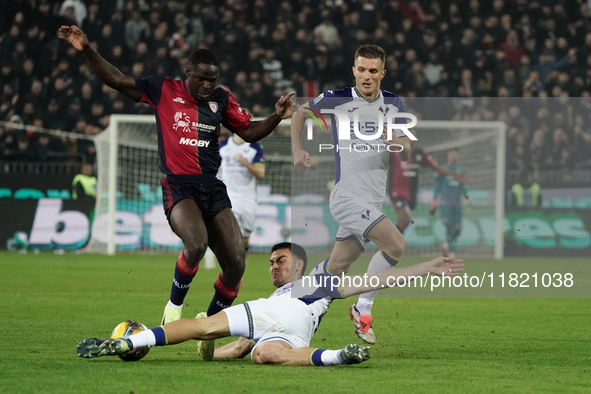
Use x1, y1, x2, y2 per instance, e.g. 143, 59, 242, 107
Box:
209, 101, 218, 113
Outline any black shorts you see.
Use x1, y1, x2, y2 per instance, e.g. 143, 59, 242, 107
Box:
161, 174, 232, 223
392, 195, 417, 211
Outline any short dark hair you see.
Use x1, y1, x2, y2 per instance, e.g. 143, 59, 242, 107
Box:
271, 242, 308, 275
354, 44, 386, 66
189, 49, 220, 67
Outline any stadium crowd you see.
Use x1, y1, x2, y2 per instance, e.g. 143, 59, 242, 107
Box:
0, 0, 590, 172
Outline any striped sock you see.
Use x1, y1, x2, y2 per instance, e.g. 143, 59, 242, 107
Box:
206, 274, 239, 316
128, 326, 167, 349
169, 252, 199, 306
309, 349, 346, 366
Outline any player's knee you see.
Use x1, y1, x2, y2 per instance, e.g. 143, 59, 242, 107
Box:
243, 237, 250, 250
184, 240, 208, 267
384, 236, 406, 258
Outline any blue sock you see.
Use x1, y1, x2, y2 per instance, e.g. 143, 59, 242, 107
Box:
152, 326, 167, 346
310, 349, 326, 366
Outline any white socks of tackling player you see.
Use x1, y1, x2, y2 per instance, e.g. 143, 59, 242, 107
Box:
128, 330, 157, 349
356, 251, 399, 316
321, 349, 344, 365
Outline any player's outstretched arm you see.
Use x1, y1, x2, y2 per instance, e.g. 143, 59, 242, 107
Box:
340, 257, 464, 298
213, 337, 254, 359
291, 106, 311, 170
236, 92, 295, 142
430, 162, 471, 184
58, 25, 142, 102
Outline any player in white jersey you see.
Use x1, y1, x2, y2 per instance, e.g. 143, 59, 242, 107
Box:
203, 133, 265, 269
76, 242, 464, 365
292, 45, 412, 344
219, 134, 265, 251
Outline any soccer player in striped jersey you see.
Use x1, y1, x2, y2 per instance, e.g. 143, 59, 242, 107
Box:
430, 149, 471, 258
59, 26, 295, 358
76, 242, 463, 365
291, 45, 412, 344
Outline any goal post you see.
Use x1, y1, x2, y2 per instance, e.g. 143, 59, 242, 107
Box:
88, 114, 165, 255
412, 121, 506, 260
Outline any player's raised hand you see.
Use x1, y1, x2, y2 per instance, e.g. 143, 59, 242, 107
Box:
58, 25, 88, 51
428, 256, 464, 276
293, 149, 311, 171
275, 91, 296, 119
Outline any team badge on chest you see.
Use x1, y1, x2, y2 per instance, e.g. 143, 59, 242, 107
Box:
209, 101, 218, 113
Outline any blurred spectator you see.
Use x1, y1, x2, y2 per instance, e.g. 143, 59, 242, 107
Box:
125, 10, 150, 49
313, 12, 342, 51
260, 50, 283, 83
60, 0, 87, 26
544, 128, 570, 170
501, 30, 523, 69
536, 49, 577, 80
14, 134, 36, 161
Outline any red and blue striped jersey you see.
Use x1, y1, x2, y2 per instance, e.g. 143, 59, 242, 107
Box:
135, 76, 251, 175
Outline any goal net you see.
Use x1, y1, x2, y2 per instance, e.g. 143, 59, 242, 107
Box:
86, 115, 171, 254
86, 114, 295, 254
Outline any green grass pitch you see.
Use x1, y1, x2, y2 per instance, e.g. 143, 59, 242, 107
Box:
1, 251, 589, 393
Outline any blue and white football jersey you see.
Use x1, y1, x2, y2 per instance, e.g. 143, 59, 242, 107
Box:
219, 137, 264, 208
308, 87, 408, 204
271, 280, 332, 333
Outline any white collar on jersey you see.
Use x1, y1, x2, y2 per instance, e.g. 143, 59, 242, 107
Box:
352, 86, 383, 103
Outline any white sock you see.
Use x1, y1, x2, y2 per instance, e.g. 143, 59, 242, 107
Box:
356, 298, 374, 316
128, 330, 156, 349
357, 251, 399, 315
168, 299, 183, 309
320, 349, 342, 365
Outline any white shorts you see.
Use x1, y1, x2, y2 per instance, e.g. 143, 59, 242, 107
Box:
222, 297, 315, 352
231, 203, 257, 237
329, 189, 386, 251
